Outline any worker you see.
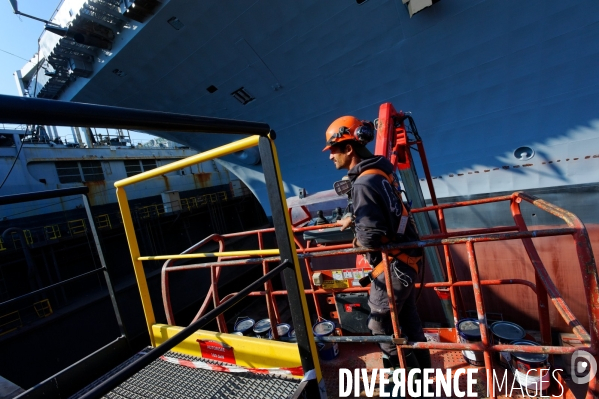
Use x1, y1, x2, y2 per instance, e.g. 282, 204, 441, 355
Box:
323, 115, 431, 372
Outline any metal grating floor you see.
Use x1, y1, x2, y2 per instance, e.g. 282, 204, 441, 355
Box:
74, 349, 303, 399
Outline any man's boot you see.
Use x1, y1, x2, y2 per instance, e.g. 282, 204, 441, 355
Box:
414, 349, 432, 369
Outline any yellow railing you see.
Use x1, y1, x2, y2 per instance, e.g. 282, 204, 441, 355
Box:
115, 135, 280, 345
95, 214, 112, 229
44, 225, 61, 240
11, 230, 33, 247
68, 219, 87, 235
33, 299, 53, 318
208, 193, 218, 203
24, 230, 33, 244
114, 134, 322, 383
138, 249, 281, 261
137, 205, 151, 219
180, 197, 198, 211
0, 311, 22, 335
137, 204, 165, 219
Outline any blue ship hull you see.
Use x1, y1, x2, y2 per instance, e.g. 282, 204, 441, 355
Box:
18, 0, 599, 218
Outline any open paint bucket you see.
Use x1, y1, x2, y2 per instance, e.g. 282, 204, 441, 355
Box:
253, 318, 272, 338
313, 320, 338, 360
457, 318, 484, 366
490, 321, 526, 367
268, 323, 292, 340
233, 317, 255, 335
313, 320, 335, 337
511, 340, 550, 391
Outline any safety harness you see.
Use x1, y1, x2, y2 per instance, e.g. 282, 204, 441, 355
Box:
356, 169, 422, 287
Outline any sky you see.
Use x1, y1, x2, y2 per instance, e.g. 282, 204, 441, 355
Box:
0, 1, 57, 97
0, 0, 156, 143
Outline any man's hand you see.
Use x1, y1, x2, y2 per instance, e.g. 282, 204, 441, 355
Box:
336, 216, 353, 231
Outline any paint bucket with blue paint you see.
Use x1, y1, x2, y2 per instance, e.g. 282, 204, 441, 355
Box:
457, 318, 484, 366
490, 321, 526, 367
313, 320, 339, 360
233, 317, 255, 336
253, 318, 272, 339
268, 323, 292, 340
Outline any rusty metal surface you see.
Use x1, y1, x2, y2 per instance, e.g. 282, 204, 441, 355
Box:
319, 342, 383, 399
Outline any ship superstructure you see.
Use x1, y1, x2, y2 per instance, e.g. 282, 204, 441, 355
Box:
0, 124, 231, 217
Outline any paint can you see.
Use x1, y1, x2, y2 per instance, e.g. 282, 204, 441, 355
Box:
510, 340, 551, 391
457, 318, 484, 366
313, 320, 339, 360
289, 329, 296, 342
490, 321, 526, 367
253, 318, 272, 339
316, 341, 339, 361
233, 317, 255, 336
231, 331, 244, 336
268, 323, 292, 340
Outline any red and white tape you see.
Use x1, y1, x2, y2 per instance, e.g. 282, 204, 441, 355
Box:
160, 356, 304, 377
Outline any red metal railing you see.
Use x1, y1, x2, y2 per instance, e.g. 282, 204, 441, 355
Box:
160, 189, 597, 398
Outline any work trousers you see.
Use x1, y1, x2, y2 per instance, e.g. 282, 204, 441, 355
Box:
367, 261, 430, 367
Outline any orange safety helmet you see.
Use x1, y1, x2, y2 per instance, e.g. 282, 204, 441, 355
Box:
322, 116, 374, 151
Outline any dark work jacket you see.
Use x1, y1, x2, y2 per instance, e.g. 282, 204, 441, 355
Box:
348, 156, 417, 266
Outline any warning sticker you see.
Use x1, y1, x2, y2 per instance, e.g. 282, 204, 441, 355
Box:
332, 270, 344, 281
352, 270, 364, 279
197, 339, 236, 364
342, 269, 354, 279
322, 279, 349, 289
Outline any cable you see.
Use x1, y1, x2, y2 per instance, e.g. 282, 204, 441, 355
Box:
415, 250, 426, 303
0, 129, 28, 191
0, 48, 30, 62
405, 115, 421, 141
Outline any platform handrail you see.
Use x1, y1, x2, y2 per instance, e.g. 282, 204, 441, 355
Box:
115, 133, 324, 396
115, 135, 260, 188
0, 94, 271, 135
115, 136, 263, 342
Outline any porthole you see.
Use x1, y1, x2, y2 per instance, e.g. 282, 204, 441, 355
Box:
513, 146, 534, 161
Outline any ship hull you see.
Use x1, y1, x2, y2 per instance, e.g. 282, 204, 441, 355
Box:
22, 0, 599, 218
